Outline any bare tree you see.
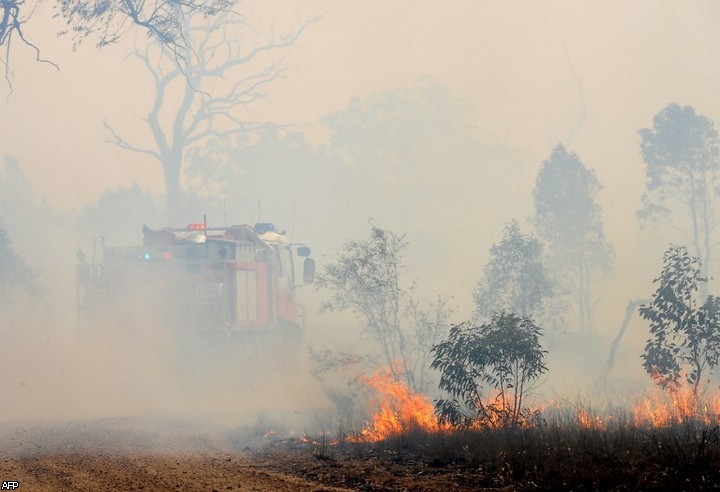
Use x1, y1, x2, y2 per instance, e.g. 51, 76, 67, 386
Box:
103, 10, 313, 224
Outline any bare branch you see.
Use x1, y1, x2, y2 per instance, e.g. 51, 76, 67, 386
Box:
0, 0, 58, 93
103, 7, 315, 220
103, 120, 160, 158
0, 0, 233, 89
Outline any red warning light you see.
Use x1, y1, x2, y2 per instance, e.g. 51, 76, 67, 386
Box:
187, 223, 206, 230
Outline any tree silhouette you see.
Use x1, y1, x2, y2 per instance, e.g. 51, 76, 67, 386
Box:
474, 219, 553, 321
0, 229, 42, 304
104, 10, 313, 224
533, 144, 613, 332
0, 0, 230, 89
638, 104, 720, 291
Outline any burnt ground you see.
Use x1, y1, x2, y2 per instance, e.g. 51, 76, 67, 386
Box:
0, 418, 506, 491
3, 416, 716, 491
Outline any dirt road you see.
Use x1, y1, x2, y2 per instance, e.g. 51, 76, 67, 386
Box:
0, 417, 351, 492
0, 418, 489, 491
0, 453, 351, 491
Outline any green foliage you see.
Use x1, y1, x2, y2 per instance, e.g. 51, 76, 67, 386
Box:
474, 220, 553, 320
317, 225, 407, 323
638, 104, 720, 282
639, 245, 720, 395
533, 144, 613, 331
431, 313, 547, 429
315, 224, 452, 394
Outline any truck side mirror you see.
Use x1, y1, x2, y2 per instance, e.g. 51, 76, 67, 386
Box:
303, 257, 316, 284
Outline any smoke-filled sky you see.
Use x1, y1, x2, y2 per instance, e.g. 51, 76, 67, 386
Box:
2, 2, 720, 347
0, 1, 718, 424
2, 1, 717, 211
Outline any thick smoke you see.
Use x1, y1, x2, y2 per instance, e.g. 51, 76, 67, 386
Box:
0, 230, 328, 451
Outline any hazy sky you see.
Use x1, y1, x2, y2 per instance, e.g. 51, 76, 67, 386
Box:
1, 1, 718, 411
2, 1, 718, 213
2, 1, 719, 313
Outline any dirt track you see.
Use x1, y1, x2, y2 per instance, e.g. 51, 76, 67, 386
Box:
0, 418, 352, 492
0, 453, 353, 491
0, 418, 495, 491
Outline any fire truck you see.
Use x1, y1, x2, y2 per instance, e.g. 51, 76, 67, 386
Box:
75, 222, 315, 335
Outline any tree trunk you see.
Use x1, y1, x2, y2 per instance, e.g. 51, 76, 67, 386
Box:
163, 150, 184, 227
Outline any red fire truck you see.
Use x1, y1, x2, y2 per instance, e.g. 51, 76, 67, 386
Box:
76, 222, 315, 334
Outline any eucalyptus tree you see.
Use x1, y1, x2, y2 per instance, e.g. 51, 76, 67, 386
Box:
0, 0, 229, 88
532, 144, 613, 332
640, 245, 720, 398
316, 225, 453, 394
474, 219, 554, 321
103, 9, 313, 224
431, 313, 547, 429
638, 104, 720, 291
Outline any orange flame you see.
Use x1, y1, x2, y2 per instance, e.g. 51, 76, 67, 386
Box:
576, 409, 607, 430
632, 384, 720, 426
629, 369, 720, 425
352, 366, 445, 441
351, 366, 720, 442
352, 366, 542, 441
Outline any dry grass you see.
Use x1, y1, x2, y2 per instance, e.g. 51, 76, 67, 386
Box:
275, 405, 720, 491
364, 412, 720, 490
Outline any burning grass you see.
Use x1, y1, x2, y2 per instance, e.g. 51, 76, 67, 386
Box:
271, 415, 720, 491
349, 366, 448, 441
368, 419, 720, 490
352, 366, 720, 440
308, 368, 720, 490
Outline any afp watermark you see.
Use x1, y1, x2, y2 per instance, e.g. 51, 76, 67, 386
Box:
1, 482, 19, 490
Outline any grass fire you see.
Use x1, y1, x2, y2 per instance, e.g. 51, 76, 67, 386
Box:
2, 3, 719, 491
318, 363, 720, 490
354, 365, 720, 435
297, 224, 720, 489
